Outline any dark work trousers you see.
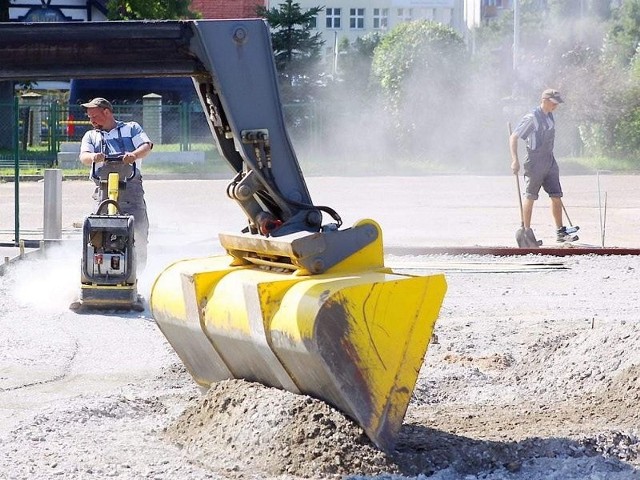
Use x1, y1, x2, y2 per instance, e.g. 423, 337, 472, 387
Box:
523, 126, 562, 200
93, 164, 149, 270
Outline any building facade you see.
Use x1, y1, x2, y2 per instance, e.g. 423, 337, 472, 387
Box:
270, 0, 466, 54
8, 0, 107, 22
189, 0, 265, 19
260, 0, 520, 58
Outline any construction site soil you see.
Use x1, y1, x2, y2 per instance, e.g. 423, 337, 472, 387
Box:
1, 175, 639, 479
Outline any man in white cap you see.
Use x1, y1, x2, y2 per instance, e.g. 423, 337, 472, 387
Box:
79, 97, 153, 268
509, 88, 576, 243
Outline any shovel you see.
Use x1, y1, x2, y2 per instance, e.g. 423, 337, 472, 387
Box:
515, 175, 542, 248
510, 122, 540, 248
515, 174, 527, 247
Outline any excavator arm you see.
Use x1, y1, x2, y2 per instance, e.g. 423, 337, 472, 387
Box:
0, 19, 447, 451
0, 20, 325, 238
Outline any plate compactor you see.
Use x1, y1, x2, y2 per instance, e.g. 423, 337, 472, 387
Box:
0, 20, 446, 451
69, 156, 144, 312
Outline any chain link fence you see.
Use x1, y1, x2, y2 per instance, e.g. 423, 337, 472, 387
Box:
0, 98, 319, 169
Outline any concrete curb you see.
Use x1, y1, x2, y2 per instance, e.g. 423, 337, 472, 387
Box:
0, 241, 43, 276
0, 239, 80, 275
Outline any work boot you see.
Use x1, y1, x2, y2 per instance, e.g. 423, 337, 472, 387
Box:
556, 226, 578, 243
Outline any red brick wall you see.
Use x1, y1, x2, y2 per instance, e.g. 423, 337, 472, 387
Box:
190, 0, 266, 19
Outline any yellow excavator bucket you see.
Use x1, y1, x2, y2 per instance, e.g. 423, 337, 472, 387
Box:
151, 219, 446, 451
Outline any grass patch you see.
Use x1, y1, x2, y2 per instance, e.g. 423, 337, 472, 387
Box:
2, 144, 640, 177
559, 156, 640, 174
0, 144, 232, 177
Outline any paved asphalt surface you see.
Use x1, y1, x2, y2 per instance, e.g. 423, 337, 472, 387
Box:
1, 173, 639, 266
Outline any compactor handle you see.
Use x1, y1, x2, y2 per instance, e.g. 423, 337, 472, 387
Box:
90, 154, 137, 182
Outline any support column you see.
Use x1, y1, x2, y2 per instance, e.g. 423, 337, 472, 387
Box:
43, 168, 62, 240
142, 93, 162, 145
20, 91, 43, 146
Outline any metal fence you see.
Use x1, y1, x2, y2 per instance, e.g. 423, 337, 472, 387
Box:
0, 98, 319, 169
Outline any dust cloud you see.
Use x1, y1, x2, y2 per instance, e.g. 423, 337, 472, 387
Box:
293, 12, 617, 176
10, 242, 80, 312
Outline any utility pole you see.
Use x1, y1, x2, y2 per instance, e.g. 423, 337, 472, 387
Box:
333, 30, 338, 76
512, 0, 520, 97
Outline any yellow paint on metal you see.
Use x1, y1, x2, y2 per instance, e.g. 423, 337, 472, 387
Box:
107, 172, 119, 215
150, 255, 243, 387
324, 218, 387, 275
150, 256, 227, 321
199, 269, 302, 391
79, 283, 139, 308
268, 271, 446, 450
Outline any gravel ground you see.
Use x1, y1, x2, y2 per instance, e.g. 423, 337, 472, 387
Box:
0, 176, 639, 479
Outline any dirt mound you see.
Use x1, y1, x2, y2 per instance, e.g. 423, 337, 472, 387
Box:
165, 379, 396, 478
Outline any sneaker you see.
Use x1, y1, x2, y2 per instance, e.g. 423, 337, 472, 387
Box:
557, 227, 578, 243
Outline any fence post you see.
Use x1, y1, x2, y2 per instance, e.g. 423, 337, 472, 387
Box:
49, 100, 59, 157
143, 93, 162, 145
13, 96, 20, 244
20, 91, 43, 147
180, 102, 190, 152
43, 169, 62, 240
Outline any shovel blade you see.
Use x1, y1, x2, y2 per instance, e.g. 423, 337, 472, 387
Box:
524, 228, 541, 248
516, 227, 527, 247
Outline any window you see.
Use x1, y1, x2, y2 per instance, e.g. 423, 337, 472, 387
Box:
397, 8, 413, 22
309, 14, 317, 28
326, 8, 341, 28
373, 8, 388, 29
349, 8, 364, 29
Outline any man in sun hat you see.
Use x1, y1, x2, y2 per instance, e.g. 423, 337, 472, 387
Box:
509, 88, 577, 244
79, 97, 153, 269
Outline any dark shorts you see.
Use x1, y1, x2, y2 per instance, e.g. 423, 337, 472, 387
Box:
523, 154, 563, 200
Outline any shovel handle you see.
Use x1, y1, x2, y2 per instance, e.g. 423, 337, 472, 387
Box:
508, 122, 526, 227
561, 201, 573, 227
515, 173, 525, 226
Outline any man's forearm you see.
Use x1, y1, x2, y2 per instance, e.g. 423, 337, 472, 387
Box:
132, 143, 152, 160
79, 152, 95, 166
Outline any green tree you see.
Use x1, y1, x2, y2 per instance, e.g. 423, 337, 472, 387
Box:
548, 0, 610, 20
256, 0, 324, 95
372, 20, 466, 105
603, 0, 640, 67
338, 32, 382, 83
371, 20, 468, 161
107, 0, 199, 20
326, 32, 383, 102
